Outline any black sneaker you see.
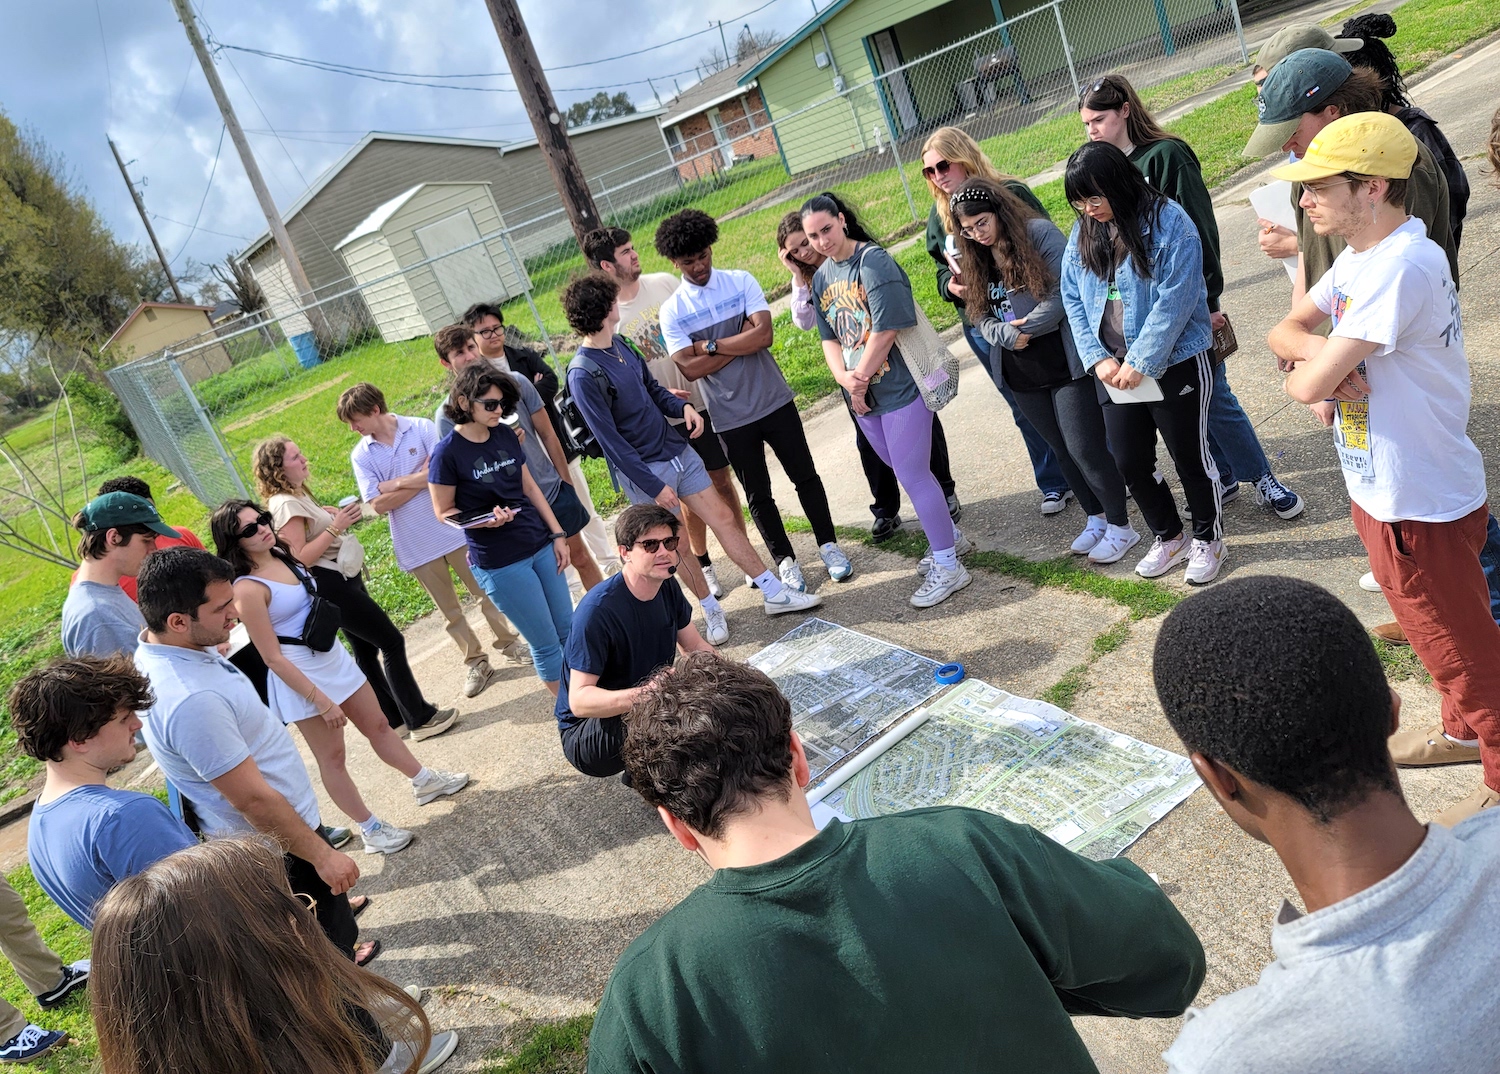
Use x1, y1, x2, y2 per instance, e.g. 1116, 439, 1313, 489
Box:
36, 961, 89, 1009
871, 515, 903, 542
0, 1025, 66, 1062
946, 493, 963, 522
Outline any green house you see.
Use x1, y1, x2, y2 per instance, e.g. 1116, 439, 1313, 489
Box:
740, 0, 1231, 174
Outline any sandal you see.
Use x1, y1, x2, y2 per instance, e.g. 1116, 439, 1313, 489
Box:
354, 939, 382, 967
349, 894, 371, 917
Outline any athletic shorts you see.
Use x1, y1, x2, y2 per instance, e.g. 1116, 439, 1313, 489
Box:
548, 480, 592, 538
615, 446, 713, 512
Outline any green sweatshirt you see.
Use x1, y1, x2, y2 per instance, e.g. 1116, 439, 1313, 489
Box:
1129, 138, 1222, 312
927, 179, 1048, 327
588, 807, 1206, 1074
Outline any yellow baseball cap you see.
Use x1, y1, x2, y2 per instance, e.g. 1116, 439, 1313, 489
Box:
1271, 112, 1417, 183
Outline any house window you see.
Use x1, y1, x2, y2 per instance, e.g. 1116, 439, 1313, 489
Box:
665, 126, 685, 155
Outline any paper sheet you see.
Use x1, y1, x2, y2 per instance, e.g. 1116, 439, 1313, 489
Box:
1249, 181, 1300, 282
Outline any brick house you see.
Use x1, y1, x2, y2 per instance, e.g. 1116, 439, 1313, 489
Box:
660, 57, 780, 181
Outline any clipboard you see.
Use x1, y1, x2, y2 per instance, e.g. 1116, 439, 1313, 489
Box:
1104, 376, 1165, 404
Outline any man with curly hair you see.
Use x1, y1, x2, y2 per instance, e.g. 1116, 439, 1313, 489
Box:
560, 273, 821, 645
654, 209, 853, 594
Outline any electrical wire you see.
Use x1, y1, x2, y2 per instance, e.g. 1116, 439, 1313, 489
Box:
169, 124, 227, 267
94, 0, 115, 127
149, 212, 250, 242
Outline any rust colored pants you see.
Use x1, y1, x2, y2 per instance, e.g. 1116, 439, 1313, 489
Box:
1355, 502, 1500, 791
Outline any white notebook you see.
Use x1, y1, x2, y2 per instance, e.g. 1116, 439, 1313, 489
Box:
1104, 376, 1165, 404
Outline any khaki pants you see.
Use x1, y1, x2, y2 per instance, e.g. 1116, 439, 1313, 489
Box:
0, 876, 64, 1040
409, 548, 520, 668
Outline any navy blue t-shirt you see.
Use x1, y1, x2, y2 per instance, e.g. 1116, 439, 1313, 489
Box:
429, 425, 550, 570
555, 572, 692, 732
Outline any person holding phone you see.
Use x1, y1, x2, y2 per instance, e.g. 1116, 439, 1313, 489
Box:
428, 364, 575, 697
1059, 142, 1224, 585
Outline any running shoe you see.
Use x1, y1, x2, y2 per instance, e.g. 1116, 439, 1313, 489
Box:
763, 588, 822, 616
702, 602, 730, 645
1184, 539, 1227, 585
778, 557, 807, 593
819, 543, 854, 582
917, 529, 974, 577
702, 564, 724, 599
361, 821, 414, 855
911, 564, 972, 608
1135, 533, 1191, 578
1071, 516, 1108, 555
412, 768, 471, 806
1088, 525, 1142, 565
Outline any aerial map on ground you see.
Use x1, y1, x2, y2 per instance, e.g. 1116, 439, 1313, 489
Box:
746, 619, 945, 782
812, 678, 1201, 860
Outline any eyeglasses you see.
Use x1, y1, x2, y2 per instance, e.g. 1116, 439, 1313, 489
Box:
1070, 195, 1107, 211
634, 535, 681, 554
236, 511, 274, 541
1302, 178, 1359, 203
474, 325, 504, 338
478, 398, 509, 413
921, 159, 953, 180
959, 214, 996, 239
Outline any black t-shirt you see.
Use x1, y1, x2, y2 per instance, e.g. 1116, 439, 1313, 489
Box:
554, 573, 692, 732
428, 426, 549, 570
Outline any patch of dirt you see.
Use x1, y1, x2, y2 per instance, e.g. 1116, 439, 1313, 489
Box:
222, 371, 355, 432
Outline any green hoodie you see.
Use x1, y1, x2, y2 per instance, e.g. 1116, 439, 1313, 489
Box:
1129, 138, 1222, 312
926, 178, 1047, 328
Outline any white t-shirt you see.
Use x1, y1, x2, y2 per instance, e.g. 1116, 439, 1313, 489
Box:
658, 268, 794, 432
1310, 216, 1484, 523
618, 272, 704, 413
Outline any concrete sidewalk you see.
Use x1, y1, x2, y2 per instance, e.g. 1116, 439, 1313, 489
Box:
316, 38, 1500, 1072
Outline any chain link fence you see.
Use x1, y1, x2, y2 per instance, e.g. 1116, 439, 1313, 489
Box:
106, 0, 1246, 504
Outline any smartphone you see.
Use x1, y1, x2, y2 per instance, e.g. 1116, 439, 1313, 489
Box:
448, 506, 522, 529
944, 250, 963, 278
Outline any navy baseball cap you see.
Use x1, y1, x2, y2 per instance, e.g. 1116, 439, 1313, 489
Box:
77, 491, 178, 537
1244, 49, 1354, 157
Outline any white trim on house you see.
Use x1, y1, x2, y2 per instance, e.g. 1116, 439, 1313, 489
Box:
659, 82, 760, 129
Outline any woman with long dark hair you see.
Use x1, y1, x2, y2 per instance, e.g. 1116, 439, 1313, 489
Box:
92, 836, 456, 1074
950, 179, 1136, 563
1079, 74, 1304, 522
802, 191, 971, 608
1059, 142, 1224, 585
211, 500, 470, 858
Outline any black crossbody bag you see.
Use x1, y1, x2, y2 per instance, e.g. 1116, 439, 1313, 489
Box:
274, 557, 343, 653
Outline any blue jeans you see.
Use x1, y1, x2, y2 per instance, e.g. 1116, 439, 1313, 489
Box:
964, 326, 1067, 496
470, 543, 574, 684
1484, 511, 1500, 626
1206, 362, 1272, 487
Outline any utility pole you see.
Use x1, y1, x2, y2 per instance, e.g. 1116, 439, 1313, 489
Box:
168, 0, 326, 338
717, 20, 730, 66
482, 0, 602, 248
109, 137, 186, 304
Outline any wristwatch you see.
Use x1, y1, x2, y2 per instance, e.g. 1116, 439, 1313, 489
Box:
703, 339, 718, 355
547, 531, 567, 541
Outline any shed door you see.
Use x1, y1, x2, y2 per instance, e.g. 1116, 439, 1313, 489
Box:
414, 210, 506, 314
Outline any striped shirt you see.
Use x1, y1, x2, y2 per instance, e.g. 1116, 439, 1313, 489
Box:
350, 415, 466, 571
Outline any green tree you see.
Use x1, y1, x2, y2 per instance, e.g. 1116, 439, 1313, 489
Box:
566, 92, 636, 129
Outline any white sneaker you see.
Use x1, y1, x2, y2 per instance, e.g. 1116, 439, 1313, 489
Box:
702, 602, 730, 645
412, 768, 471, 806
910, 563, 972, 608
410, 708, 458, 742
463, 662, 496, 698
819, 542, 854, 582
917, 528, 974, 577
763, 588, 822, 616
361, 820, 414, 855
1359, 571, 1381, 593
1071, 516, 1108, 555
779, 557, 807, 592
1088, 524, 1142, 565
381, 1029, 460, 1074
1184, 539, 1227, 585
702, 564, 724, 599
497, 640, 533, 666
745, 573, 757, 590
1135, 533, 1191, 578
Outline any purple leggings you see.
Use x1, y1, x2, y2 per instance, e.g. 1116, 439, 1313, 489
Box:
856, 396, 956, 554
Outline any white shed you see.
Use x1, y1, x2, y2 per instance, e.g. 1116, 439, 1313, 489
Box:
335, 182, 530, 343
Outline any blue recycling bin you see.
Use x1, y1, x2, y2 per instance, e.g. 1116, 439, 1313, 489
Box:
289, 331, 322, 369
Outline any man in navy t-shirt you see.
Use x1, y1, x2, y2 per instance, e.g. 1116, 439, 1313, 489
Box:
11, 656, 197, 930
555, 504, 716, 778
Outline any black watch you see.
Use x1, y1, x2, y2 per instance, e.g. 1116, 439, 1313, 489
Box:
547, 531, 567, 541
703, 339, 718, 355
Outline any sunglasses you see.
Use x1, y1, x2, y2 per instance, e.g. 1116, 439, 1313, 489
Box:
477, 398, 510, 413
236, 511, 274, 541
635, 535, 681, 554
921, 159, 953, 180
1078, 78, 1122, 104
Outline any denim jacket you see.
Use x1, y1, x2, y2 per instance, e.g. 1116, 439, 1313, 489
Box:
1060, 199, 1212, 380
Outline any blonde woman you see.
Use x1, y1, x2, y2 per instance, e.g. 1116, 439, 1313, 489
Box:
920, 126, 1068, 516
252, 437, 455, 740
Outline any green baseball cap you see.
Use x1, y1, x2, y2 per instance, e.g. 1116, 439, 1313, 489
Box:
1253, 23, 1362, 73
78, 491, 178, 537
1243, 49, 1354, 158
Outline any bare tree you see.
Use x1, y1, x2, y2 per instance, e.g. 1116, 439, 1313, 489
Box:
211, 256, 266, 316
698, 27, 783, 73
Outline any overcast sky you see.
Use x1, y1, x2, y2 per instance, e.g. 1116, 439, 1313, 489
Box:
0, 0, 816, 281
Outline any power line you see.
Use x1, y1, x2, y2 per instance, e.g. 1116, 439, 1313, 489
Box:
94, 0, 115, 126
169, 123, 227, 267
243, 120, 536, 135
149, 212, 249, 242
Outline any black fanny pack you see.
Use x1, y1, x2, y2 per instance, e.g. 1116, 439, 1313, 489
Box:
275, 560, 343, 653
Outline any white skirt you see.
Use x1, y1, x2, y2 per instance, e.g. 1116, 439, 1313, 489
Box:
266, 642, 367, 725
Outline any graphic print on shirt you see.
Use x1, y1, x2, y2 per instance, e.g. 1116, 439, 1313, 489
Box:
1328, 286, 1374, 481
472, 451, 520, 486
621, 305, 668, 364
818, 278, 887, 377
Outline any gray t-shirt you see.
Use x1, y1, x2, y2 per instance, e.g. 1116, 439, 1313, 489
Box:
1164, 811, 1500, 1073
436, 371, 560, 501
812, 242, 920, 417
61, 580, 146, 658
657, 269, 794, 432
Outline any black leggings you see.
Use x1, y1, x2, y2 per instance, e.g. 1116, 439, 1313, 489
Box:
310, 566, 437, 731
717, 401, 836, 563
1009, 375, 1129, 526
850, 404, 956, 519
1101, 352, 1222, 542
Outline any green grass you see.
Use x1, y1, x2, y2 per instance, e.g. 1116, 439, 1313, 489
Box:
1373, 636, 1433, 682
0, 867, 95, 1073
482, 1014, 592, 1074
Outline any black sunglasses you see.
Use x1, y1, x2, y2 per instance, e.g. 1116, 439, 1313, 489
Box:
478, 398, 510, 413
921, 158, 953, 180
635, 535, 681, 554
1079, 77, 1124, 105
237, 511, 274, 541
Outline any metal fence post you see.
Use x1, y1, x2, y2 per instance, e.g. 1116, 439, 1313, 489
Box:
875, 84, 920, 225
1226, 0, 1250, 64
169, 357, 249, 499
1052, 0, 1080, 93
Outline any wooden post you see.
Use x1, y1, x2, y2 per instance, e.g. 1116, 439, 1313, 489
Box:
109, 137, 186, 304
482, 0, 603, 250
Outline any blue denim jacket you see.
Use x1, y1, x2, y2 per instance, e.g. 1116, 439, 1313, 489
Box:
1060, 199, 1213, 379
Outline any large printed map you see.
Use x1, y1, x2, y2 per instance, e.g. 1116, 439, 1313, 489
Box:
746, 619, 944, 782
813, 678, 1200, 859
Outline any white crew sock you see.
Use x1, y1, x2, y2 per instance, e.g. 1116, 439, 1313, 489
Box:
931, 548, 959, 572
359, 815, 384, 834
754, 570, 786, 599
1444, 733, 1481, 747
411, 766, 432, 785
701, 594, 722, 616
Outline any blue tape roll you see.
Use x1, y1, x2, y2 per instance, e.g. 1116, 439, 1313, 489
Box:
935, 662, 965, 685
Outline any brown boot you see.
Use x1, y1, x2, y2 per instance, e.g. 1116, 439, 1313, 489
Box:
1432, 784, 1500, 827
1371, 622, 1408, 645
1389, 727, 1482, 766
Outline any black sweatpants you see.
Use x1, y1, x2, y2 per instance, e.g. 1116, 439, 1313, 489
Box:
1009, 376, 1129, 526
850, 404, 957, 520
285, 848, 360, 958
717, 401, 836, 563
1100, 351, 1222, 542
560, 716, 626, 778
310, 566, 438, 732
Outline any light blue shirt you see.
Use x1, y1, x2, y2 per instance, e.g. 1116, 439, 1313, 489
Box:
61, 581, 145, 659
351, 415, 467, 572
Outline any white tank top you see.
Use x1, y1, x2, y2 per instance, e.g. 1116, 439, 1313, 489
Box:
237, 573, 312, 639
